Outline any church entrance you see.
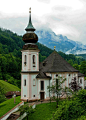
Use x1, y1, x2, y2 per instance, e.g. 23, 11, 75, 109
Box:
40, 92, 44, 100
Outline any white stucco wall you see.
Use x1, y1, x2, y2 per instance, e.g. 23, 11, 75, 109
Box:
46, 72, 79, 97
37, 79, 50, 99
22, 74, 29, 99
44, 80, 49, 98
31, 74, 38, 99
21, 49, 39, 101
21, 50, 39, 72
78, 77, 84, 89
38, 80, 40, 99
85, 80, 86, 87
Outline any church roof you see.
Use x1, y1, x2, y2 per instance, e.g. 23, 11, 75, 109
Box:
36, 71, 51, 79
39, 51, 79, 73
78, 72, 85, 77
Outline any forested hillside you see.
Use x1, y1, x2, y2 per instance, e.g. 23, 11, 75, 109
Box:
0, 28, 85, 88
76, 54, 86, 60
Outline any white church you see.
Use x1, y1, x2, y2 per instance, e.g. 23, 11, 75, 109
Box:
21, 9, 85, 101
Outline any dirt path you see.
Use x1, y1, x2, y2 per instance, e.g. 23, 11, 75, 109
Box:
28, 100, 56, 106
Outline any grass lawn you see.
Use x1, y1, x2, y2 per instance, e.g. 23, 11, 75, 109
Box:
23, 99, 86, 120
24, 102, 57, 120
0, 80, 20, 93
0, 96, 21, 117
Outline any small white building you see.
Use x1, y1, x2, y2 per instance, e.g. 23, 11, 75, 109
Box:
21, 9, 85, 102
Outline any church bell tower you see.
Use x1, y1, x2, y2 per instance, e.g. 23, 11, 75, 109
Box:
21, 8, 39, 101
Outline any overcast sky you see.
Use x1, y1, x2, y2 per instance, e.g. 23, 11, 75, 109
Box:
0, 0, 86, 44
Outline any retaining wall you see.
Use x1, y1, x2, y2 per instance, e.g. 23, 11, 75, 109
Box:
0, 101, 24, 120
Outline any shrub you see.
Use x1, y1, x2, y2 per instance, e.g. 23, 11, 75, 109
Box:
52, 100, 83, 120
74, 89, 86, 109
75, 89, 86, 102
52, 90, 86, 120
19, 104, 34, 115
77, 115, 86, 120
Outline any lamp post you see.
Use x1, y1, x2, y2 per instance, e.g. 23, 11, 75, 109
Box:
13, 93, 16, 104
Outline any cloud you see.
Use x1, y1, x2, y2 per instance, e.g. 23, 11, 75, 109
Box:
0, 0, 86, 45
37, 0, 50, 4
0, 17, 28, 35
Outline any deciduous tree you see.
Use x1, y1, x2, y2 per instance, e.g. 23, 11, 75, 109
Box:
47, 76, 66, 108
69, 77, 81, 92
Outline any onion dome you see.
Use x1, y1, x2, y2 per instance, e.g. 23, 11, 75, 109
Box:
23, 8, 38, 43
23, 32, 38, 43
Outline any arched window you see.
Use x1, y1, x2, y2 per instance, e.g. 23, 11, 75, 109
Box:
41, 81, 44, 90
25, 55, 27, 62
24, 55, 27, 65
74, 77, 76, 80
24, 79, 26, 86
80, 79, 82, 84
33, 55, 35, 64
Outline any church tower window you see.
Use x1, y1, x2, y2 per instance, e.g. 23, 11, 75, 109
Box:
33, 55, 35, 64
24, 55, 27, 65
24, 79, 26, 86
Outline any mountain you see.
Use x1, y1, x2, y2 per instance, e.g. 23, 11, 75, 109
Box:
0, 27, 86, 55
36, 29, 86, 54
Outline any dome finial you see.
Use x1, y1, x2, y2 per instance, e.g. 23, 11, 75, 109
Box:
54, 46, 56, 50
23, 8, 38, 44
25, 8, 35, 32
29, 7, 31, 13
